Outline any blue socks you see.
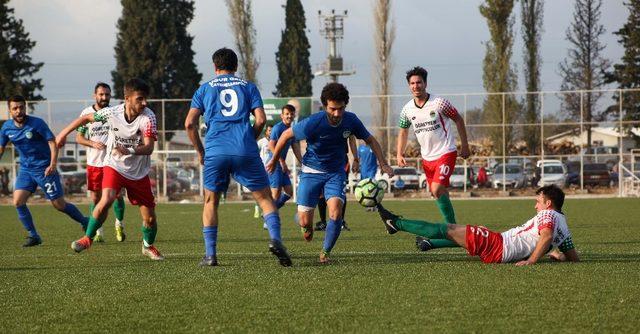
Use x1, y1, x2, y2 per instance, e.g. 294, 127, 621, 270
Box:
203, 226, 218, 257
263, 212, 282, 241
62, 203, 88, 228
274, 193, 291, 209
322, 218, 343, 253
16, 205, 39, 238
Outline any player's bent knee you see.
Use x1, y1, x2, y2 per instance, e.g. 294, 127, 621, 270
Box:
51, 198, 67, 211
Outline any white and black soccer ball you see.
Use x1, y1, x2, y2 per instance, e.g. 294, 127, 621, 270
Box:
354, 178, 385, 207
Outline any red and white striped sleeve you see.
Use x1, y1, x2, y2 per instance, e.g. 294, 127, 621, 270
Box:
436, 98, 459, 119
536, 211, 555, 233
142, 110, 158, 141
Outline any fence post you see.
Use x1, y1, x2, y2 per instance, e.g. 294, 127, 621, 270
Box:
619, 89, 624, 197
502, 93, 506, 193
580, 91, 584, 191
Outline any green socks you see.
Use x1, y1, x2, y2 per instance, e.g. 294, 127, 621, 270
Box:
436, 194, 456, 224
85, 215, 103, 238
142, 225, 157, 246
113, 197, 125, 222
395, 218, 449, 239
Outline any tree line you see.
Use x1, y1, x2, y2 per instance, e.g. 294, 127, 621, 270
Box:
1, 0, 639, 149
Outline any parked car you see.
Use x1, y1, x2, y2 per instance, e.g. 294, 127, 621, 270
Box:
582, 146, 619, 168
537, 164, 567, 188
565, 162, 612, 187
492, 164, 526, 189
58, 156, 79, 172
377, 166, 420, 190
449, 165, 474, 189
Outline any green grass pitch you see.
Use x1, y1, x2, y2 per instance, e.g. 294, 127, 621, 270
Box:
1, 198, 639, 333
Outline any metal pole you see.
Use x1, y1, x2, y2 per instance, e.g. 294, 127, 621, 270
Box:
502, 93, 506, 193
540, 92, 545, 185
580, 91, 584, 191
386, 95, 391, 165
47, 100, 52, 126
619, 89, 624, 197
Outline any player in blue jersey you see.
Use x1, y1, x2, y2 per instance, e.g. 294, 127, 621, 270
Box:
268, 104, 302, 209
267, 83, 394, 264
357, 140, 380, 212
0, 95, 88, 247
185, 47, 292, 267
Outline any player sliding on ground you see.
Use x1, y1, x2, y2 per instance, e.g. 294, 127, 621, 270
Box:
376, 185, 579, 265
56, 78, 165, 261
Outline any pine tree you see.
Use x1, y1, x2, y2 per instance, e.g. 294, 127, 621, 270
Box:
521, 0, 544, 155
274, 0, 313, 97
479, 0, 519, 155
605, 0, 640, 146
0, 0, 43, 100
558, 0, 610, 148
225, 0, 259, 85
111, 0, 201, 141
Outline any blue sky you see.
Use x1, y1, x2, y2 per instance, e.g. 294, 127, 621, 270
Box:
11, 0, 627, 100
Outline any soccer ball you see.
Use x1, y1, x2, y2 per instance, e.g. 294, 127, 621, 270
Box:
354, 178, 385, 207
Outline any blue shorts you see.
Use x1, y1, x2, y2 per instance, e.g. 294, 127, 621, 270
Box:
204, 155, 269, 193
269, 167, 292, 189
360, 168, 377, 180
297, 171, 346, 208
15, 169, 64, 200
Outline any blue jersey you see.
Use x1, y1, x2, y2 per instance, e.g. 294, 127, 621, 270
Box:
293, 111, 371, 173
191, 74, 263, 158
0, 116, 54, 171
270, 121, 293, 161
358, 144, 378, 176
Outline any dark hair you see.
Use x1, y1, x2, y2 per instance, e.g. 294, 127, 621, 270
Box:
124, 78, 150, 97
536, 185, 565, 211
94, 82, 111, 93
7, 95, 26, 107
212, 47, 238, 71
282, 104, 296, 113
405, 66, 428, 83
320, 83, 349, 106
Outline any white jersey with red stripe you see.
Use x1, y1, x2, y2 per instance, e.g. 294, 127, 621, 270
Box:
500, 210, 572, 263
77, 105, 110, 167
94, 103, 157, 180
257, 137, 271, 166
398, 94, 458, 161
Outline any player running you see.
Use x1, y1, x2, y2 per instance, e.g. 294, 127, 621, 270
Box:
268, 104, 302, 209
0, 95, 88, 247
185, 47, 292, 267
397, 66, 470, 251
254, 124, 273, 219
75, 82, 127, 243
56, 78, 164, 261
267, 83, 393, 264
376, 185, 580, 265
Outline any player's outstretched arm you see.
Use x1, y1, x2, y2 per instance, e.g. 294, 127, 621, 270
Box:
396, 128, 408, 167
185, 108, 204, 164
453, 114, 470, 159
56, 114, 95, 148
252, 107, 266, 139
515, 228, 553, 266
266, 128, 294, 174
364, 135, 393, 177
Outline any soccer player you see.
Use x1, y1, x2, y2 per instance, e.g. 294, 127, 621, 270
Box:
55, 78, 164, 261
377, 185, 580, 265
268, 104, 302, 209
254, 124, 273, 220
185, 47, 292, 267
0, 95, 88, 247
357, 140, 379, 212
397, 66, 470, 251
75, 82, 127, 242
267, 83, 393, 264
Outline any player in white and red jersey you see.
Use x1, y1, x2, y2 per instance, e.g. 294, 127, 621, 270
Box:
397, 66, 470, 251
56, 78, 164, 261
253, 125, 273, 220
75, 82, 127, 243
377, 185, 580, 265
